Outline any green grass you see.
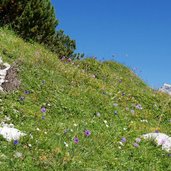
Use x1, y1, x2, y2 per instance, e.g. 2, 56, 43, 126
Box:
0, 27, 171, 170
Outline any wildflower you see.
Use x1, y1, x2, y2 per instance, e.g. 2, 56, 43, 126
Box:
96, 112, 101, 117
104, 120, 107, 124
126, 107, 129, 111
24, 90, 30, 94
61, 56, 66, 61
64, 129, 68, 134
14, 140, 19, 145
74, 137, 79, 144
28, 144, 32, 147
135, 138, 141, 143
113, 103, 118, 107
36, 128, 40, 131
73, 123, 78, 127
140, 119, 148, 123
64, 142, 68, 147
168, 153, 171, 157
136, 104, 143, 110
19, 96, 25, 101
84, 130, 91, 137
67, 58, 71, 62
130, 110, 135, 115
122, 92, 125, 96
155, 130, 159, 133
92, 74, 96, 78
119, 142, 124, 146
41, 107, 46, 113
133, 143, 139, 148
121, 137, 126, 143
30, 134, 33, 139
114, 111, 118, 115
42, 80, 46, 84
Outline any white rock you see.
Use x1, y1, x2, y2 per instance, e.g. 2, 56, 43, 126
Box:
0, 57, 10, 91
142, 133, 171, 152
159, 83, 171, 96
0, 123, 26, 141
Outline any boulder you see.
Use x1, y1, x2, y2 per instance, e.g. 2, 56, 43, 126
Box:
159, 83, 171, 96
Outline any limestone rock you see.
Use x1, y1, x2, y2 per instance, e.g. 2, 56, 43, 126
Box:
142, 133, 171, 152
159, 83, 171, 96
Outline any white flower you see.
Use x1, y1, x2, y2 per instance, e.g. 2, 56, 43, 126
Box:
119, 142, 124, 146
36, 128, 40, 131
140, 119, 148, 123
104, 120, 107, 124
30, 134, 33, 139
113, 103, 118, 107
64, 142, 68, 147
73, 123, 78, 127
14, 152, 22, 158
28, 144, 32, 147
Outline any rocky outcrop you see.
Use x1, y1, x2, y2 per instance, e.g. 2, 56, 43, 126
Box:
0, 57, 20, 92
142, 133, 171, 152
159, 83, 171, 96
0, 57, 10, 91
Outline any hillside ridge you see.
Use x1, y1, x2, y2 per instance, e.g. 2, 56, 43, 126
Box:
0, 28, 171, 170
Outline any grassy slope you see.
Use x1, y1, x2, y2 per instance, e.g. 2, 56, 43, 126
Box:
0, 28, 171, 170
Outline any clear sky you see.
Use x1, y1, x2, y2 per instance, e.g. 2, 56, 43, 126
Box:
51, 0, 171, 89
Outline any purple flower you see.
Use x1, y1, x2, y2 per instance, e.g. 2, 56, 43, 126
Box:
168, 153, 171, 157
14, 140, 19, 145
64, 129, 68, 134
135, 138, 141, 143
42, 80, 46, 84
113, 103, 118, 107
114, 111, 118, 115
136, 104, 143, 110
121, 137, 126, 143
155, 130, 159, 133
122, 92, 125, 96
74, 137, 79, 144
130, 110, 135, 114
19, 96, 25, 101
84, 130, 91, 137
41, 107, 46, 113
133, 143, 139, 148
67, 58, 72, 62
24, 90, 30, 94
61, 56, 66, 61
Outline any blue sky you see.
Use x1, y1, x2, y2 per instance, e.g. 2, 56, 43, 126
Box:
51, 0, 171, 89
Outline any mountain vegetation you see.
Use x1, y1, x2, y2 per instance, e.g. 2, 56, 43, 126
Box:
0, 28, 171, 170
0, 0, 77, 58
